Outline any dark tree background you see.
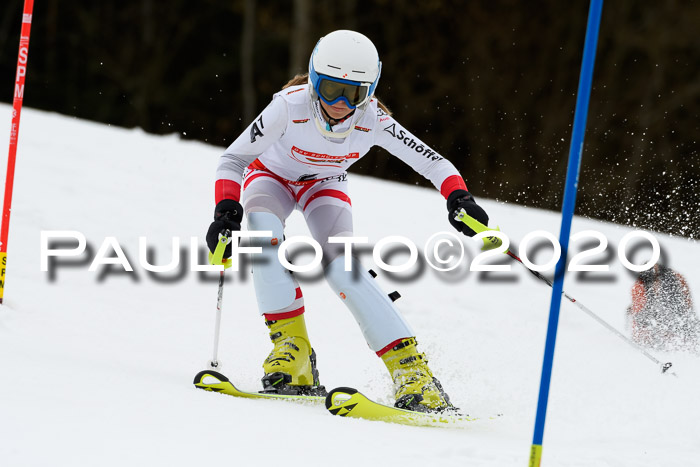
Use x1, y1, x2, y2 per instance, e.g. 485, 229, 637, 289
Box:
1, 0, 698, 237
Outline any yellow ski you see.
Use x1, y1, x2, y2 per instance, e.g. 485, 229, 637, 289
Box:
193, 370, 325, 404
325, 387, 478, 428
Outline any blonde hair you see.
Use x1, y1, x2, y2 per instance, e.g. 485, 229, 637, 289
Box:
282, 73, 392, 116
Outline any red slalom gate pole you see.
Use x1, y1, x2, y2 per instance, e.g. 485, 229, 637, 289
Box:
1, 0, 35, 305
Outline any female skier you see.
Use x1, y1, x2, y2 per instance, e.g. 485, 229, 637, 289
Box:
206, 30, 489, 412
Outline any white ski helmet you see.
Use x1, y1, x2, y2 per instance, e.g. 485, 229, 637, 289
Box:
308, 30, 382, 112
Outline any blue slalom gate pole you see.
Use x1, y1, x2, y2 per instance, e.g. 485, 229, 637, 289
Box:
529, 1, 604, 466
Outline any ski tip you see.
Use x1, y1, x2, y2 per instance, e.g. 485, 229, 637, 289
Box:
325, 387, 359, 410
193, 369, 230, 386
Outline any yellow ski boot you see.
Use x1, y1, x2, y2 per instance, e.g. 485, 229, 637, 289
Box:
380, 337, 454, 413
261, 313, 326, 396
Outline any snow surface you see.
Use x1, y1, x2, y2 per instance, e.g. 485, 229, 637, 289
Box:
1, 105, 699, 467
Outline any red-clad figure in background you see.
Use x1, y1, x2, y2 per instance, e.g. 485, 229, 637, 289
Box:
626, 264, 699, 353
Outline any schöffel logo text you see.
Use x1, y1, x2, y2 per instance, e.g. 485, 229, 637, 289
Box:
383, 123, 441, 160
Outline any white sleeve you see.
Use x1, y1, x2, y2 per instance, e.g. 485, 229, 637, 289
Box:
374, 115, 464, 194
215, 96, 288, 185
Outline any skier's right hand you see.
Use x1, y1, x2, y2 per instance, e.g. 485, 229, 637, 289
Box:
206, 199, 243, 258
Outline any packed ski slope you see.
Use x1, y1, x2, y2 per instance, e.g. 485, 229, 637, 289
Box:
1, 106, 699, 467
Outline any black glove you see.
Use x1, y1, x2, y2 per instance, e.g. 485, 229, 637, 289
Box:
206, 199, 243, 258
446, 190, 489, 237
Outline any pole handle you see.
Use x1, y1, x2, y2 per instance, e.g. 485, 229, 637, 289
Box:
455, 208, 505, 251
208, 229, 232, 269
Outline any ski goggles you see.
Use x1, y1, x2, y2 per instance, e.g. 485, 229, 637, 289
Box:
314, 75, 371, 109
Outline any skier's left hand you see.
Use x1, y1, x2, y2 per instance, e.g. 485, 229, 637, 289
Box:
446, 190, 488, 237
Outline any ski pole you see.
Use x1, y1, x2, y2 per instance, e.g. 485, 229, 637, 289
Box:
208, 229, 232, 369
507, 248, 674, 375
1, 0, 35, 305
455, 209, 675, 375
